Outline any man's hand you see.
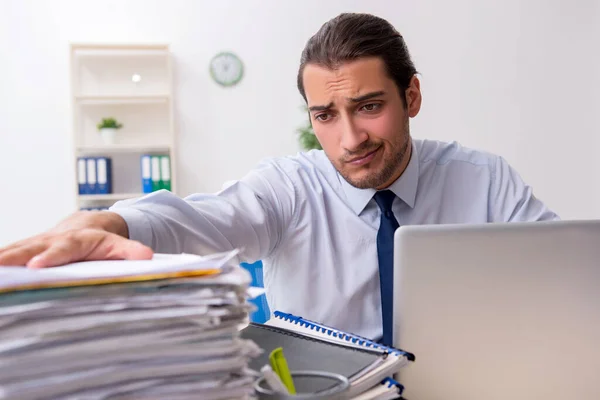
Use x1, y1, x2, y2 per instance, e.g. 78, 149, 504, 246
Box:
0, 211, 153, 268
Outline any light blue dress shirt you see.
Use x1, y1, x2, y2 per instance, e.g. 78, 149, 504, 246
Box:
110, 139, 559, 339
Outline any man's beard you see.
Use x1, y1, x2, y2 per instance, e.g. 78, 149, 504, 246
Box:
336, 122, 411, 189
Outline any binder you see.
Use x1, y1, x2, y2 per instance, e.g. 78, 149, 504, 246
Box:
77, 158, 87, 195
151, 155, 161, 192
159, 155, 171, 191
140, 155, 152, 193
96, 157, 112, 194
86, 158, 97, 194
240, 311, 414, 398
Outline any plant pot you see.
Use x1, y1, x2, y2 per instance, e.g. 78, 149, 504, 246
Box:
99, 128, 117, 145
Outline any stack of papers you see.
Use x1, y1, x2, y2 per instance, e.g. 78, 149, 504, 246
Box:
0, 250, 261, 400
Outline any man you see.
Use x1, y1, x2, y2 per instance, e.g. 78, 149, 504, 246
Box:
0, 13, 558, 343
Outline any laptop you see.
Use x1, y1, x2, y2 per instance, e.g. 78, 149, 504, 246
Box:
392, 219, 600, 400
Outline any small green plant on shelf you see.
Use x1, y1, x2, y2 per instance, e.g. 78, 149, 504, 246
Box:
97, 117, 123, 130
97, 117, 123, 145
296, 105, 322, 151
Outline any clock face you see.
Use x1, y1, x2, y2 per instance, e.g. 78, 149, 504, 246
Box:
209, 52, 244, 87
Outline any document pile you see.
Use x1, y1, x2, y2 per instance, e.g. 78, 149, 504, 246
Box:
0, 250, 260, 400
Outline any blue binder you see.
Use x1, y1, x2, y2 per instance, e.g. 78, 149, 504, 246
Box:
77, 158, 87, 195
96, 157, 112, 194
86, 158, 97, 194
140, 155, 153, 193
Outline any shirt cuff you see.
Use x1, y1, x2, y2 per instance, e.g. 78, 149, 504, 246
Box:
109, 207, 153, 248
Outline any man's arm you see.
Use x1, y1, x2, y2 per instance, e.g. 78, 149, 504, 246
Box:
488, 155, 560, 222
110, 159, 297, 264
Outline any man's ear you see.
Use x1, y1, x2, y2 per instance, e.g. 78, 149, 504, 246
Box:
405, 75, 422, 118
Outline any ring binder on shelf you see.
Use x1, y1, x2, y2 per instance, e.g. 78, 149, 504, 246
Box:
77, 158, 87, 195
96, 157, 112, 194
86, 158, 97, 194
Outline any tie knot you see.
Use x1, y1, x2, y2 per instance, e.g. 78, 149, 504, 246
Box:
373, 190, 396, 213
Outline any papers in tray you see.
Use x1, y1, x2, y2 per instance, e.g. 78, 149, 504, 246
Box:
0, 250, 261, 400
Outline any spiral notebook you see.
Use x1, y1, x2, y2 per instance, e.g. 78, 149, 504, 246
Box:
241, 311, 414, 398
354, 377, 406, 400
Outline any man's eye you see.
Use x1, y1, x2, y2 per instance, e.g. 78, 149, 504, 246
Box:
315, 113, 330, 122
361, 103, 381, 112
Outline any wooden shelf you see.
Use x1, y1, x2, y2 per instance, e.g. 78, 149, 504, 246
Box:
75, 95, 170, 105
78, 193, 145, 201
77, 144, 172, 154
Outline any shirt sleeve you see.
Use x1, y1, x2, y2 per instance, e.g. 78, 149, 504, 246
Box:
108, 158, 298, 264
488, 155, 560, 222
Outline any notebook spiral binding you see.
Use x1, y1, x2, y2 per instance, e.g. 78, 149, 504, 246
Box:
273, 311, 415, 361
382, 377, 405, 394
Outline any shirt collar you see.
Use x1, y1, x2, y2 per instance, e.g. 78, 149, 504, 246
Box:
339, 141, 419, 215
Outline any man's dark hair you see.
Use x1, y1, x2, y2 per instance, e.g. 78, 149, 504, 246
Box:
297, 13, 417, 107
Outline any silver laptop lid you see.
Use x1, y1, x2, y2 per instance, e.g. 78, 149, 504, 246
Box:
393, 220, 600, 400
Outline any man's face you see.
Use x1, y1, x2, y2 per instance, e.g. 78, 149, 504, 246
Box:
303, 57, 421, 189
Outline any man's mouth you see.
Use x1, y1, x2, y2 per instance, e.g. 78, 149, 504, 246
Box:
346, 147, 381, 166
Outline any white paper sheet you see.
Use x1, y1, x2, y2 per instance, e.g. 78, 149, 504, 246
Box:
0, 249, 240, 292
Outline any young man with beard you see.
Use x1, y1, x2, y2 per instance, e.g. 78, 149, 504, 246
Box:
0, 13, 558, 344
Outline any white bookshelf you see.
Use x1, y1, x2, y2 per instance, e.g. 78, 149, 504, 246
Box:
70, 43, 177, 211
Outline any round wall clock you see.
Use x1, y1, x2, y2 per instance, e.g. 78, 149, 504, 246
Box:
209, 52, 244, 87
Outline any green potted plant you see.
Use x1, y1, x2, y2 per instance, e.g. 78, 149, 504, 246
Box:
296, 105, 322, 151
97, 117, 123, 145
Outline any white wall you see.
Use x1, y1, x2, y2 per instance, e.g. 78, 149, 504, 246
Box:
1, 0, 598, 246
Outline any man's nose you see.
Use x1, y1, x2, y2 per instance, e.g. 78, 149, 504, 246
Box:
340, 117, 368, 151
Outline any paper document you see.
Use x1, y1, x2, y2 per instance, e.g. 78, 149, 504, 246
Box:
0, 249, 240, 293
0, 248, 263, 400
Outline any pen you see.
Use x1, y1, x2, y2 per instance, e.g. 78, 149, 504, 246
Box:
269, 347, 296, 394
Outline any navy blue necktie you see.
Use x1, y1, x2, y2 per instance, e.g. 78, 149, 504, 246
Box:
374, 190, 399, 346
